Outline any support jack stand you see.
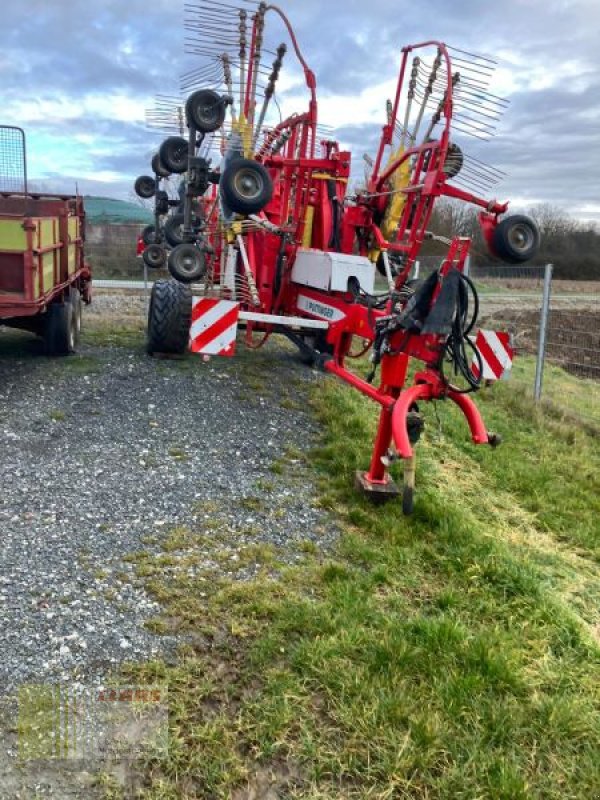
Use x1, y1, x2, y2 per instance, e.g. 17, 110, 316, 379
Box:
354, 470, 400, 504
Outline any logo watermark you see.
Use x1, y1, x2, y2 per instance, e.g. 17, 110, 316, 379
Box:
17, 684, 168, 762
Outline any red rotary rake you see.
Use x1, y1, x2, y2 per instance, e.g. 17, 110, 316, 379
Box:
143, 1, 540, 513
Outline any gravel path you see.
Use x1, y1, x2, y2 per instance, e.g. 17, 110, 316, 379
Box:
0, 305, 335, 797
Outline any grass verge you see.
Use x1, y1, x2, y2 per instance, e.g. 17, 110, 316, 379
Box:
106, 349, 600, 799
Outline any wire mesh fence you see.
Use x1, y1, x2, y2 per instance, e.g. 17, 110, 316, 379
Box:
0, 126, 27, 193
86, 223, 148, 279
471, 263, 600, 431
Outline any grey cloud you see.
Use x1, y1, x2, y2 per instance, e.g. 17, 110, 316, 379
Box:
0, 0, 597, 220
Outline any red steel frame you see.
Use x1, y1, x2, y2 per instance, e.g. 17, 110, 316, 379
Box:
200, 14, 515, 491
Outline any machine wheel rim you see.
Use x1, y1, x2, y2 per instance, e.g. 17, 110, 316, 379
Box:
508, 223, 535, 253
233, 167, 263, 201
176, 251, 201, 276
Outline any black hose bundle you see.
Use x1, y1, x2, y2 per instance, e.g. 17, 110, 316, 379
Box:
439, 272, 482, 393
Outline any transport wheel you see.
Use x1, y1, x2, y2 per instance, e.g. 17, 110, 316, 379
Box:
44, 301, 76, 356
142, 224, 158, 245
134, 175, 156, 199
159, 136, 189, 174
442, 142, 463, 178
186, 89, 226, 133
491, 215, 540, 264
168, 243, 206, 283
147, 279, 192, 356
143, 244, 167, 269
220, 158, 273, 215
151, 152, 171, 178
164, 213, 186, 247
69, 288, 83, 340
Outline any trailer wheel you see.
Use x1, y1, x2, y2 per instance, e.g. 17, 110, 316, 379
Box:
164, 213, 186, 247
143, 244, 167, 269
220, 158, 273, 215
44, 301, 77, 356
134, 175, 156, 199
168, 243, 206, 283
491, 215, 540, 264
142, 224, 158, 245
151, 152, 171, 178
147, 279, 192, 356
186, 89, 226, 133
159, 136, 189, 175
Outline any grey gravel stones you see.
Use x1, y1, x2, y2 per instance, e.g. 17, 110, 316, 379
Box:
0, 307, 333, 696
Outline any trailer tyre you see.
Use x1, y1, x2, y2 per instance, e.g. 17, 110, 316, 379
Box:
134, 175, 156, 199
143, 244, 167, 269
159, 137, 189, 175
168, 243, 206, 283
491, 215, 540, 264
220, 158, 273, 215
186, 89, 226, 133
147, 279, 192, 356
44, 301, 77, 356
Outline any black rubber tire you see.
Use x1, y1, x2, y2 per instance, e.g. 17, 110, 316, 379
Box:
491, 215, 540, 264
297, 331, 333, 366
142, 224, 158, 246
164, 213, 186, 247
44, 301, 76, 356
147, 279, 192, 356
143, 244, 167, 269
220, 158, 273, 215
134, 175, 156, 199
155, 190, 169, 216
152, 152, 171, 178
168, 243, 206, 283
375, 252, 405, 278
443, 142, 463, 178
186, 89, 226, 133
69, 288, 83, 340
402, 485, 414, 516
159, 137, 189, 175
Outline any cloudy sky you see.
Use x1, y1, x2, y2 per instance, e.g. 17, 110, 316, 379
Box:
0, 0, 598, 221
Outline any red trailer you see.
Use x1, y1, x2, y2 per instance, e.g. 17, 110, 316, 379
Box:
0, 191, 91, 354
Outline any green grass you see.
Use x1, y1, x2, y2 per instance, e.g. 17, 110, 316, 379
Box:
113, 347, 600, 800
509, 356, 600, 431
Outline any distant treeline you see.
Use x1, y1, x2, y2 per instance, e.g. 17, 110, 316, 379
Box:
422, 202, 600, 280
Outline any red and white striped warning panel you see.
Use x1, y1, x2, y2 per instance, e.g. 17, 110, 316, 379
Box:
189, 298, 240, 357
472, 329, 514, 381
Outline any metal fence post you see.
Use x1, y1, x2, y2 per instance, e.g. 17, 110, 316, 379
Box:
463, 253, 471, 278
534, 263, 553, 402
